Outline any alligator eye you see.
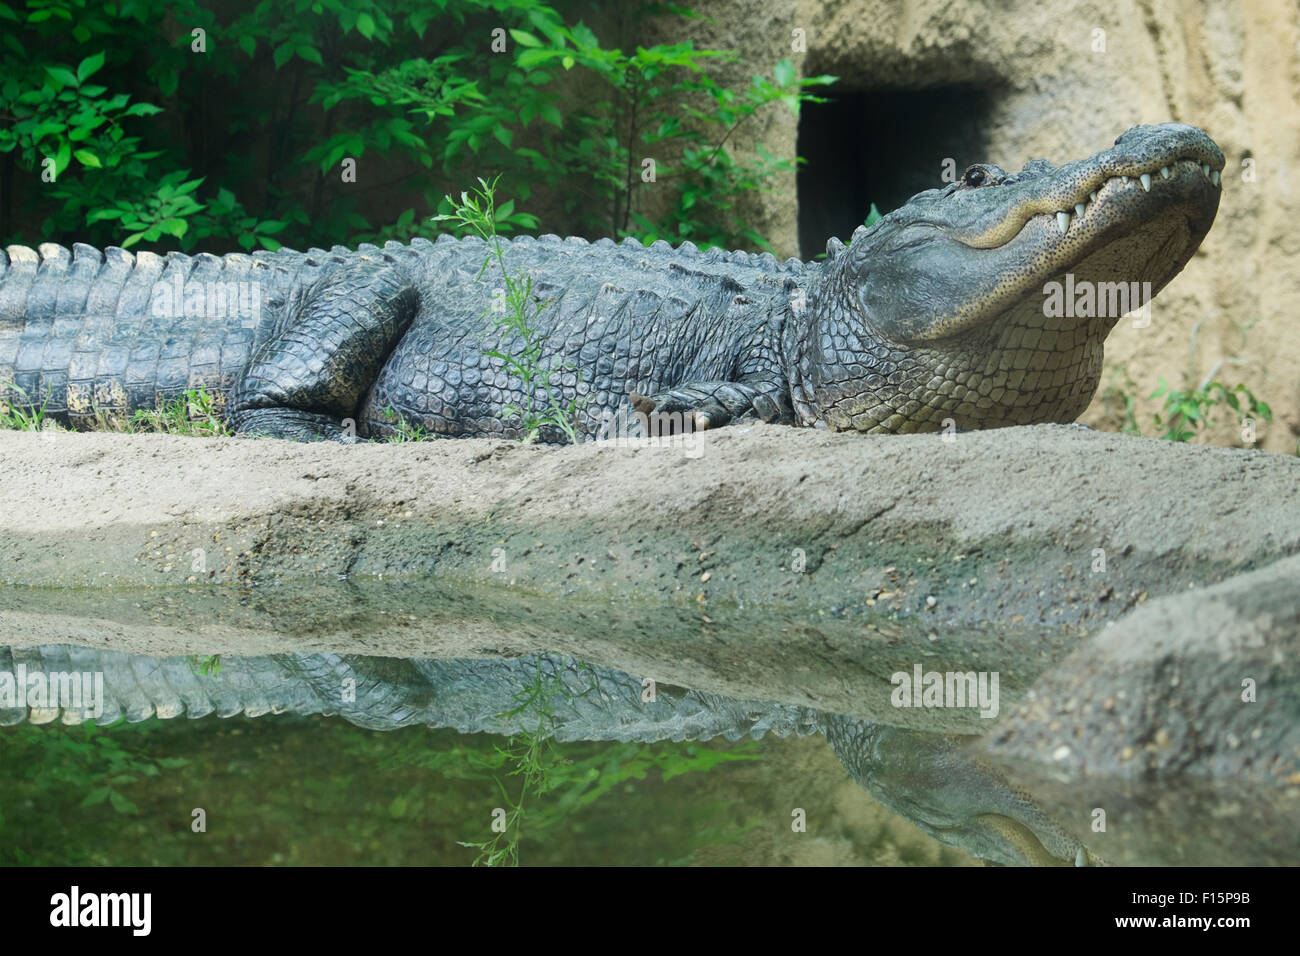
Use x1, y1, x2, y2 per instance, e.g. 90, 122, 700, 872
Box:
958, 164, 1007, 190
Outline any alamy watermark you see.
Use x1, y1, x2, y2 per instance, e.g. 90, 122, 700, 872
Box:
891, 664, 1000, 718
0, 665, 104, 719
150, 274, 262, 323
49, 886, 150, 936
1043, 273, 1153, 328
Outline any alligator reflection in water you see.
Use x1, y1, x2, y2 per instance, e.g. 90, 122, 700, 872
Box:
1, 645, 1101, 867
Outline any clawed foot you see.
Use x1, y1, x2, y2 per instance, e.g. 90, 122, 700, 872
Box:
625, 381, 787, 437
627, 390, 719, 435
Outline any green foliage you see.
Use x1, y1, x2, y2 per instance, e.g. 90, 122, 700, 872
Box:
449, 658, 759, 865
2, 711, 762, 865
127, 387, 231, 436
0, 384, 230, 434
0, 0, 833, 254
435, 176, 586, 443
0, 382, 53, 430
191, 654, 222, 677
1101, 363, 1272, 445
0, 720, 187, 827
380, 406, 432, 442
1149, 377, 1272, 443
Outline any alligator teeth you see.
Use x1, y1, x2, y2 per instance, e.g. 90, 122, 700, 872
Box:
1160, 166, 1171, 179
1089, 191, 1098, 203
1056, 211, 1071, 234
1140, 173, 1152, 192
1074, 202, 1086, 218
1121, 176, 1129, 184
1202, 163, 1211, 178
1210, 170, 1220, 186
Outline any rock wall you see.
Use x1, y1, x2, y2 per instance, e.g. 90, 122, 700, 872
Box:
652, 0, 1300, 452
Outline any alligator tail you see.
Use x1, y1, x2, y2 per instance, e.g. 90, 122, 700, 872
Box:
0, 242, 277, 427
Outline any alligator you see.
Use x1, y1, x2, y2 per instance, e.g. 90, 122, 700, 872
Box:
0, 645, 1096, 866
0, 123, 1222, 442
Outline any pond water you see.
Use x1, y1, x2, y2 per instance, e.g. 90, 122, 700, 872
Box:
1, 712, 982, 866
1, 646, 1291, 866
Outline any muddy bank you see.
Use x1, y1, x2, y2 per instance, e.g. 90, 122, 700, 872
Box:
2, 424, 1298, 730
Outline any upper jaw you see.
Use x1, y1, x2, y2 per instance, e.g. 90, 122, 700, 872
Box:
841, 124, 1224, 345
942, 123, 1225, 249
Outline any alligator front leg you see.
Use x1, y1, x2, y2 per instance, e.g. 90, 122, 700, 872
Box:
627, 378, 792, 435
229, 263, 419, 441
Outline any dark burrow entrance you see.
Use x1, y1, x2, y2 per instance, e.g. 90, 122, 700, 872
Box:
796, 87, 995, 259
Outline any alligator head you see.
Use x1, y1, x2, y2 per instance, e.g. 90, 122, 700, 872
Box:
790, 123, 1224, 433
825, 717, 1102, 867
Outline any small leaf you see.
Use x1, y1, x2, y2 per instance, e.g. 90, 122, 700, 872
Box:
44, 65, 79, 88
77, 51, 106, 82
108, 790, 139, 814
356, 12, 376, 39
509, 29, 542, 48
73, 149, 101, 168
79, 787, 110, 807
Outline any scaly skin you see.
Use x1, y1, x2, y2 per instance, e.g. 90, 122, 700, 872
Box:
0, 123, 1222, 442
0, 645, 1098, 866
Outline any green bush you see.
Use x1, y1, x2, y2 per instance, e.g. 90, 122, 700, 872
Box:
0, 0, 834, 253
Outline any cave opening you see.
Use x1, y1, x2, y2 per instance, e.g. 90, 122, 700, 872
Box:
796, 87, 996, 259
